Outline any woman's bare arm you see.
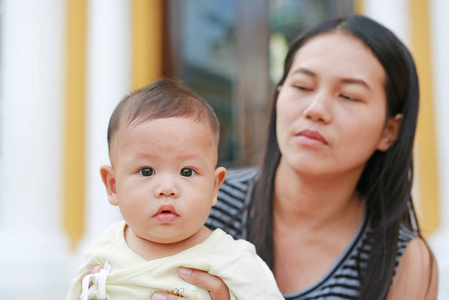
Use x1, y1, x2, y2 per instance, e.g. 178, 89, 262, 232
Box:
387, 237, 438, 300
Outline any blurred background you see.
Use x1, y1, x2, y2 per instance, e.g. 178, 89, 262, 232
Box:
0, 0, 447, 299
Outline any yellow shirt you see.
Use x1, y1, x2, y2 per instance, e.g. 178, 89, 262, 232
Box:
66, 221, 283, 300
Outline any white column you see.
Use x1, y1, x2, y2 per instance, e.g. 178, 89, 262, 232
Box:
363, 0, 411, 47
76, 0, 131, 262
0, 0, 72, 299
428, 0, 449, 298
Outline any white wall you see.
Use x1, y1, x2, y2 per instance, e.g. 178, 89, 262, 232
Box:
0, 1, 132, 299
0, 0, 72, 298
428, 0, 449, 298
77, 0, 131, 259
363, 0, 411, 46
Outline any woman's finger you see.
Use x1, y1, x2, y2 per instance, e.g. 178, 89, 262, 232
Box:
177, 267, 230, 300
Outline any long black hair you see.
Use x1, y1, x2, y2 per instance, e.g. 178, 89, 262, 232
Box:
249, 14, 421, 299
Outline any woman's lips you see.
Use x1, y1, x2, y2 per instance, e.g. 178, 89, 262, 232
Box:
153, 204, 179, 223
296, 129, 328, 146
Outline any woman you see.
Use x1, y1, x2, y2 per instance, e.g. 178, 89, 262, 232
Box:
141, 14, 438, 299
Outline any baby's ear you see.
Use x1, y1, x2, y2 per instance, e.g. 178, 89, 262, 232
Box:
377, 114, 403, 152
211, 167, 227, 207
100, 165, 118, 206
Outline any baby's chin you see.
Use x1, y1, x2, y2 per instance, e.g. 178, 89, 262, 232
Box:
148, 225, 212, 246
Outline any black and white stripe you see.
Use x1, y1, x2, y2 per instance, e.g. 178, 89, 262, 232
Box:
206, 168, 418, 299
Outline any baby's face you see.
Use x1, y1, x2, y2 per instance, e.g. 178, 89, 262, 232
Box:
110, 117, 225, 245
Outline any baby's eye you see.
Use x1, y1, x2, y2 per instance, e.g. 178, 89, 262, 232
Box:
180, 168, 195, 177
140, 168, 155, 177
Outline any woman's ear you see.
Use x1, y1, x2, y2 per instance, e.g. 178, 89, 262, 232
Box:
211, 167, 227, 207
100, 165, 119, 206
377, 114, 403, 151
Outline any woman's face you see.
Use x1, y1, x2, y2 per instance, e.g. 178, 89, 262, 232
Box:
276, 32, 401, 179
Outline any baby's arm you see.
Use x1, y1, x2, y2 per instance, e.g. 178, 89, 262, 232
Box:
82, 265, 231, 300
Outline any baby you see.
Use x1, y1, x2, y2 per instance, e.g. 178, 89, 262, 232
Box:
66, 79, 283, 300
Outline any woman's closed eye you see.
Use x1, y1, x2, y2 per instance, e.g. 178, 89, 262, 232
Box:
293, 85, 312, 91
180, 168, 195, 177
140, 168, 155, 177
339, 94, 359, 102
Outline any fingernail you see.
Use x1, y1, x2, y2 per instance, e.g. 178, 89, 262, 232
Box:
178, 267, 192, 276
152, 293, 166, 300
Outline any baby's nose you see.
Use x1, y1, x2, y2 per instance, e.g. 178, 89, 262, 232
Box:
154, 176, 179, 198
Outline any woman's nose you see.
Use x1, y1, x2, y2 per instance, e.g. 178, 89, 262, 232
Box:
303, 91, 332, 124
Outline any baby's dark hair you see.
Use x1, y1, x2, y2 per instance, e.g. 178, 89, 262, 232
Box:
107, 79, 220, 153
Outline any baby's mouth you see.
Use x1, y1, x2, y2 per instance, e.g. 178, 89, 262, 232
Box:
154, 204, 179, 222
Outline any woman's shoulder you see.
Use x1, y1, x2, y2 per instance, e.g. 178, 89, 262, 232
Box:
361, 222, 420, 262
396, 223, 419, 256
360, 221, 437, 298
388, 234, 438, 299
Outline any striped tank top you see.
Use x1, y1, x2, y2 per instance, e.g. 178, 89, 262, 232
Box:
205, 168, 418, 299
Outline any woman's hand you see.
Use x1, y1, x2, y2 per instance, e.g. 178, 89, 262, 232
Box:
152, 267, 230, 300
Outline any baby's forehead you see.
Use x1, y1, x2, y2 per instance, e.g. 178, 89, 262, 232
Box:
109, 116, 219, 164
117, 115, 219, 146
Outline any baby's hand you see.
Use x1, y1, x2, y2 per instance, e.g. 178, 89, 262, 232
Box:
83, 265, 103, 287
91, 265, 103, 274
81, 262, 111, 300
